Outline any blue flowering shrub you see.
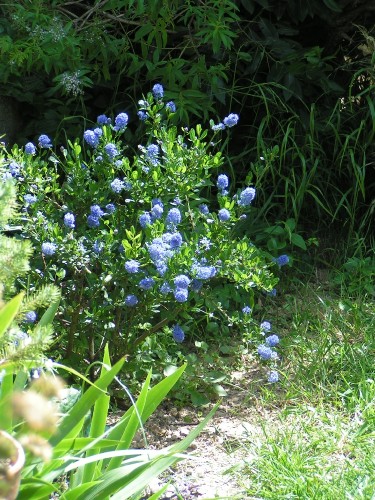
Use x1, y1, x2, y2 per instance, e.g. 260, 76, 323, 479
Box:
1, 85, 280, 380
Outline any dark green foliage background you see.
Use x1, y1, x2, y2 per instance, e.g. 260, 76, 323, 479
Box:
1, 0, 374, 245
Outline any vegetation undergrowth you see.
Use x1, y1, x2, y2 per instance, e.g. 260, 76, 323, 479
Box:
225, 274, 375, 499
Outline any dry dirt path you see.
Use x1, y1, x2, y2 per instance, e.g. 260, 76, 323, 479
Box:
131, 369, 276, 500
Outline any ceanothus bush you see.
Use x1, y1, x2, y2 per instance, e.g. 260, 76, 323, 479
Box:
1, 85, 281, 380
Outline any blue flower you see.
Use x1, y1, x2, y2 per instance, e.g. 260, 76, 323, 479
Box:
166, 208, 181, 227
268, 288, 277, 297
83, 130, 100, 148
174, 288, 188, 303
260, 321, 271, 332
160, 282, 172, 294
242, 306, 252, 314
139, 212, 152, 228
8, 161, 21, 177
138, 110, 148, 121
212, 123, 225, 131
152, 198, 163, 209
97, 114, 111, 125
139, 277, 155, 290
125, 294, 138, 307
156, 262, 168, 276
267, 371, 279, 383
63, 212, 75, 229
174, 274, 191, 289
38, 134, 52, 148
257, 344, 273, 360
146, 144, 159, 165
238, 187, 256, 206
194, 265, 216, 280
199, 204, 209, 215
114, 112, 129, 131
217, 174, 229, 191
172, 324, 185, 343
93, 240, 104, 254
218, 208, 230, 221
125, 260, 141, 273
42, 242, 57, 256
152, 83, 164, 99
164, 232, 183, 249
25, 311, 37, 323
105, 203, 116, 214
266, 334, 280, 347
166, 101, 176, 112
110, 178, 125, 193
93, 127, 103, 138
104, 143, 119, 160
25, 142, 36, 155
87, 215, 100, 228
151, 203, 164, 220
24, 194, 37, 204
223, 113, 239, 127
274, 254, 289, 267
90, 205, 104, 218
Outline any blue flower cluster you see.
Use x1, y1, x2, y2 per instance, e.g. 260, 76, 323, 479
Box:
211, 113, 239, 131
25, 142, 36, 155
191, 261, 216, 280
139, 277, 155, 290
172, 324, 185, 342
217, 174, 229, 193
38, 134, 52, 148
24, 194, 37, 204
166, 101, 176, 112
257, 320, 280, 382
110, 178, 125, 193
218, 208, 230, 222
139, 212, 151, 228
25, 311, 37, 323
274, 254, 289, 267
97, 114, 111, 125
42, 242, 57, 256
87, 204, 104, 228
166, 207, 181, 227
104, 143, 119, 160
152, 83, 164, 99
84, 129, 102, 148
125, 259, 141, 273
238, 187, 256, 207
147, 144, 159, 166
64, 212, 75, 229
125, 294, 138, 307
106, 203, 116, 214
113, 113, 128, 132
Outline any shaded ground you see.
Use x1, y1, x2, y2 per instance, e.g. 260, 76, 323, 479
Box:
129, 367, 278, 500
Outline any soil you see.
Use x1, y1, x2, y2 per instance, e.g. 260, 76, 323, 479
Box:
126, 368, 277, 500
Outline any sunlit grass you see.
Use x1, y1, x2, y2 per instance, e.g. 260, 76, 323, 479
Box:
233, 282, 375, 499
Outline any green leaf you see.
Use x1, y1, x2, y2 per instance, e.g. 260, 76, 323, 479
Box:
188, 389, 210, 406
106, 371, 151, 471
212, 384, 228, 397
0, 292, 24, 338
50, 356, 126, 447
322, 0, 342, 12
74, 403, 219, 500
291, 233, 307, 250
37, 296, 60, 328
79, 345, 112, 483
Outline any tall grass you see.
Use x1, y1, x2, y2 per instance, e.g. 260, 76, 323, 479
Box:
224, 80, 375, 254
